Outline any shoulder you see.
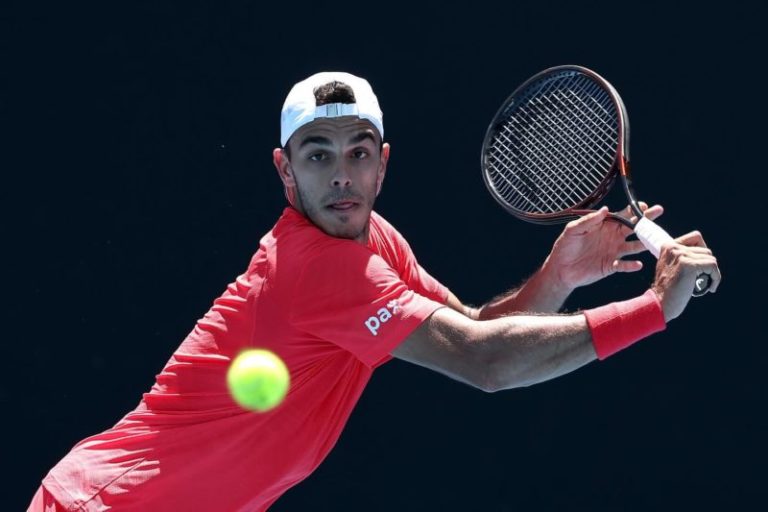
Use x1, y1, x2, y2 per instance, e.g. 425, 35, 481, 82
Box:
369, 210, 413, 254
303, 238, 387, 279
370, 210, 404, 239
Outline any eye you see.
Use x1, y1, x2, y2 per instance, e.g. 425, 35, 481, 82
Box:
352, 149, 369, 160
308, 152, 327, 162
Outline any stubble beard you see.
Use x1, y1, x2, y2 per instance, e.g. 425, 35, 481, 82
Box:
295, 183, 371, 243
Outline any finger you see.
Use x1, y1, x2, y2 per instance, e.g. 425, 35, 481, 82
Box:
627, 234, 704, 258
659, 243, 713, 261
709, 262, 722, 293
565, 207, 609, 233
612, 205, 640, 235
680, 254, 722, 294
612, 259, 643, 273
675, 230, 709, 248
619, 240, 648, 257
637, 204, 664, 222
622, 203, 664, 224
667, 244, 713, 257
683, 246, 713, 256
616, 203, 639, 220
615, 201, 650, 217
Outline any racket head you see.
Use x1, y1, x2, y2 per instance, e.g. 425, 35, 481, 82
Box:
481, 65, 630, 224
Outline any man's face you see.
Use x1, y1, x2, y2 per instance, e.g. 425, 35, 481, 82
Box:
274, 117, 389, 243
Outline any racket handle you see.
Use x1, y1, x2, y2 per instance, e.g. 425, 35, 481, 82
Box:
633, 217, 711, 297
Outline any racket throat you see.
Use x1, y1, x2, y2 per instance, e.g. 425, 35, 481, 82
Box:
619, 158, 644, 219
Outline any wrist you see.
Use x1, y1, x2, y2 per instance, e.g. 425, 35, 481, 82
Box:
539, 256, 574, 298
583, 289, 667, 360
650, 284, 674, 323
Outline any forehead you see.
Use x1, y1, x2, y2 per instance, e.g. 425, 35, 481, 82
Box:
290, 117, 380, 146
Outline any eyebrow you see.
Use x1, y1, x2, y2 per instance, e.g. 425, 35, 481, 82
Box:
349, 131, 376, 145
298, 131, 377, 149
298, 135, 332, 149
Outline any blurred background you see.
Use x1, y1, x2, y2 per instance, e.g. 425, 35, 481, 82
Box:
4, 0, 764, 509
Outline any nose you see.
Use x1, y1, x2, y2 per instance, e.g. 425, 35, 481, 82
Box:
331, 161, 352, 188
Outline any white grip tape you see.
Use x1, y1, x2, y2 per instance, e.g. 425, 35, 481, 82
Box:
634, 217, 674, 258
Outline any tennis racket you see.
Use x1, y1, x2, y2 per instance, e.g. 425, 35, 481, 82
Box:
481, 65, 711, 297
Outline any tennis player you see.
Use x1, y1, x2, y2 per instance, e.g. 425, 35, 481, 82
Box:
28, 72, 721, 511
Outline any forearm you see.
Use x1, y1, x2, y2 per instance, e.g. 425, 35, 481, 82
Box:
474, 313, 597, 391
477, 259, 571, 319
397, 292, 665, 393
477, 290, 666, 390
397, 308, 596, 392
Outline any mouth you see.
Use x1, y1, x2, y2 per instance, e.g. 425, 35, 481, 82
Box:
326, 200, 360, 211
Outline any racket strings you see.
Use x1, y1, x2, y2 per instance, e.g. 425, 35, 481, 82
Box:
501, 103, 600, 209
505, 74, 613, 188
486, 73, 619, 214
526, 86, 614, 198
519, 75, 610, 193
488, 77, 585, 212
490, 96, 615, 211
492, 83, 614, 211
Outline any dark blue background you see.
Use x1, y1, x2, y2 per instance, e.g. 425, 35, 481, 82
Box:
4, 1, 764, 510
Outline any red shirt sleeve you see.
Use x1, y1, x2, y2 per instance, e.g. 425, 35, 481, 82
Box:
290, 240, 445, 368
392, 230, 449, 304
367, 211, 450, 304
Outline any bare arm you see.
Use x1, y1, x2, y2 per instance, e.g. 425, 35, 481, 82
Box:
468, 203, 664, 320
472, 262, 572, 319
396, 230, 721, 393
454, 206, 667, 320
392, 306, 597, 392
444, 266, 570, 321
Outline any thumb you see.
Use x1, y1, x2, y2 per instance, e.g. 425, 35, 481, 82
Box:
567, 207, 609, 232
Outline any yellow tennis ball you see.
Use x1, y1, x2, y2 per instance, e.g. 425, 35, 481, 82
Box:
227, 349, 290, 412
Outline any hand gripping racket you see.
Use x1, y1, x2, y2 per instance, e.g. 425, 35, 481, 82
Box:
481, 65, 711, 297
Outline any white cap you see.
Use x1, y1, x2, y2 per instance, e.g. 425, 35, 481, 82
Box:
280, 71, 384, 147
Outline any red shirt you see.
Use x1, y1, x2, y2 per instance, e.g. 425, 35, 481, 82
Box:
43, 208, 448, 511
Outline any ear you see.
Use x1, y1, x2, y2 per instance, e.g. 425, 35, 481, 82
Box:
273, 148, 298, 207
376, 143, 390, 196
273, 148, 296, 188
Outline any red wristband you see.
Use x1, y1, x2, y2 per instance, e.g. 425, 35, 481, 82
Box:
583, 289, 666, 360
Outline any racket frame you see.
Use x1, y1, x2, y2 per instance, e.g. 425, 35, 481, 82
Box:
481, 65, 711, 296
480, 65, 641, 228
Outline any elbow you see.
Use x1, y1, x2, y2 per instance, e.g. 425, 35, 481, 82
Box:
464, 368, 497, 393
477, 367, 536, 393
435, 313, 540, 393
476, 377, 503, 394
454, 328, 504, 393
467, 343, 539, 393
459, 315, 586, 393
473, 365, 520, 393
465, 345, 521, 394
